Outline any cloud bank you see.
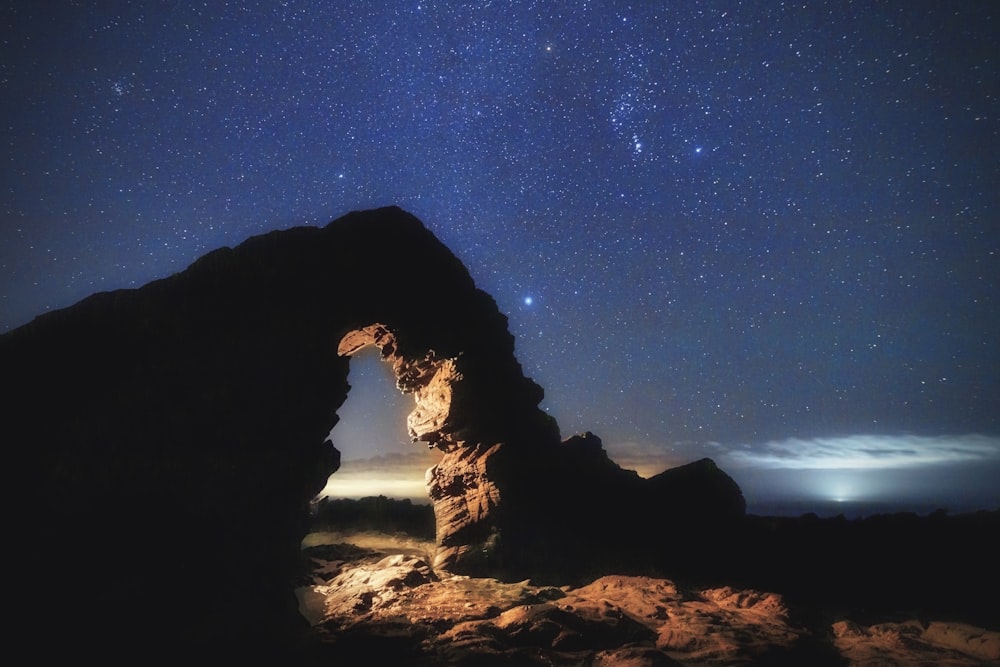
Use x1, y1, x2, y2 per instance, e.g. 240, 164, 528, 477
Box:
605, 434, 1000, 511
316, 434, 1000, 512
720, 433, 1000, 470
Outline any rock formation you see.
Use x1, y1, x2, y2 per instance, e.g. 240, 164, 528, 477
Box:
4, 206, 744, 656
300, 541, 1000, 666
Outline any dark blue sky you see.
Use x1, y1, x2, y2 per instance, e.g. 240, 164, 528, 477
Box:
3, 2, 998, 509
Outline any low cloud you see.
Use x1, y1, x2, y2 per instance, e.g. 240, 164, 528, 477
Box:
721, 433, 1000, 470
316, 434, 1000, 509
319, 450, 440, 502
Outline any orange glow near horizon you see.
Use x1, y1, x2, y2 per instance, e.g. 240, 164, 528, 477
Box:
318, 463, 435, 504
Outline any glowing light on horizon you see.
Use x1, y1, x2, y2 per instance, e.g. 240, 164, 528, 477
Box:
723, 433, 1000, 470
319, 475, 430, 502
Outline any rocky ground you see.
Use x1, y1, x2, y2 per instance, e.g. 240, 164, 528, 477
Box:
295, 532, 1000, 666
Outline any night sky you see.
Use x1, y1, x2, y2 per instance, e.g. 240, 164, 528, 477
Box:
3, 2, 998, 512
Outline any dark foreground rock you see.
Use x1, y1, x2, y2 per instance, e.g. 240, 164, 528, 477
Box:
5, 207, 744, 656
9, 206, 993, 659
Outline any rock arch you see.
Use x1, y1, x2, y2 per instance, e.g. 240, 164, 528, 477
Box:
5, 207, 743, 657
4, 207, 562, 655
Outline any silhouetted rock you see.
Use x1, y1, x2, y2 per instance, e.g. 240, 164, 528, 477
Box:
446, 432, 748, 582
646, 458, 746, 518
730, 508, 1000, 629
4, 206, 747, 656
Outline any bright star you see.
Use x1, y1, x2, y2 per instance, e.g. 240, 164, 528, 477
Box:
524, 296, 533, 306
694, 146, 703, 154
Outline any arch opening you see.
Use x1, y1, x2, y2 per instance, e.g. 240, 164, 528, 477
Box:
317, 345, 440, 503
298, 332, 445, 625
301, 324, 456, 588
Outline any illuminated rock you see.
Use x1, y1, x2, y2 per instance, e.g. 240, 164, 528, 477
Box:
4, 206, 557, 656
4, 206, 744, 656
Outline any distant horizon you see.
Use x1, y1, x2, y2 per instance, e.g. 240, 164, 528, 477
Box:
322, 349, 1000, 521
318, 448, 1000, 520
319, 479, 999, 521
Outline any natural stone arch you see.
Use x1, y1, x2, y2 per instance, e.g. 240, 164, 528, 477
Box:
5, 206, 744, 658
5, 207, 565, 655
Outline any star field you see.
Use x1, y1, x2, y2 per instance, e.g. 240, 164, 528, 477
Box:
2, 2, 998, 509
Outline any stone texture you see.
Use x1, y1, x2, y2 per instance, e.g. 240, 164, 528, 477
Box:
316, 554, 437, 615
426, 442, 506, 570
305, 547, 997, 665
832, 618, 1000, 665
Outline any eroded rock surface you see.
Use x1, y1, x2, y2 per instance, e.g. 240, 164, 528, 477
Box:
832, 619, 1000, 665
304, 546, 999, 666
